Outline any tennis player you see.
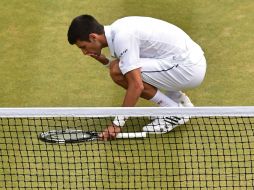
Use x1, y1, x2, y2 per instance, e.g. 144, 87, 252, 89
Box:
67, 15, 206, 140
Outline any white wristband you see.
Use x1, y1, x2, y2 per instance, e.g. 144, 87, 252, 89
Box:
103, 57, 113, 68
112, 116, 128, 127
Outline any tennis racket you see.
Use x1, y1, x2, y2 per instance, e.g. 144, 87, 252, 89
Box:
39, 129, 146, 143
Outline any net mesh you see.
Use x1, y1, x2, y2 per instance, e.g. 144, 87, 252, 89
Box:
1, 107, 254, 189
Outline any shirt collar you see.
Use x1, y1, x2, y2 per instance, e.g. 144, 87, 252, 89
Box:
104, 25, 116, 57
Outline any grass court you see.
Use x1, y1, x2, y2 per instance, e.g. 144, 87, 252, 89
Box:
0, 0, 254, 189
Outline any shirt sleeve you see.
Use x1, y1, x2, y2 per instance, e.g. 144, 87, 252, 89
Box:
113, 32, 141, 75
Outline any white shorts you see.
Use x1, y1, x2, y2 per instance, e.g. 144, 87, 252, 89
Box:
140, 55, 206, 91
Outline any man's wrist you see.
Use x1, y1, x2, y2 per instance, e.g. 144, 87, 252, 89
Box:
103, 57, 115, 68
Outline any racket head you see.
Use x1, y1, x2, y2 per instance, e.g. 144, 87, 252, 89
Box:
39, 129, 99, 143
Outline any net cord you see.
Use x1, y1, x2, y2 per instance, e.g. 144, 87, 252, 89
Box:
0, 106, 253, 117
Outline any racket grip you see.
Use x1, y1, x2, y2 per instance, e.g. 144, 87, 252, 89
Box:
116, 132, 147, 139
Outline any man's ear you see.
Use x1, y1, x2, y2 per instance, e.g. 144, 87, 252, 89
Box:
89, 33, 97, 42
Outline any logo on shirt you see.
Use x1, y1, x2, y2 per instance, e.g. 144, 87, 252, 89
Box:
118, 49, 128, 58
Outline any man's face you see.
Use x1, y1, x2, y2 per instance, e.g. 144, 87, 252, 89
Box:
76, 35, 102, 56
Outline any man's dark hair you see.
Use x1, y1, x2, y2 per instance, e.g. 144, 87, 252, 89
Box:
67, 15, 104, 45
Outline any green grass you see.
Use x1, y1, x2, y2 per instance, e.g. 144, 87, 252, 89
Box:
1, 0, 254, 189
0, 0, 253, 106
1, 117, 254, 189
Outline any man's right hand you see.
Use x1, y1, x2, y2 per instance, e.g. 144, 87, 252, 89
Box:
99, 124, 122, 141
89, 53, 109, 66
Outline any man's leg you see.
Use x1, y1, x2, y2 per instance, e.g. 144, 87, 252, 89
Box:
165, 91, 194, 107
139, 56, 206, 133
109, 60, 155, 99
109, 60, 178, 107
109, 60, 184, 133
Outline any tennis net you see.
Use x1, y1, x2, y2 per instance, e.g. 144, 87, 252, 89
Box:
1, 107, 254, 189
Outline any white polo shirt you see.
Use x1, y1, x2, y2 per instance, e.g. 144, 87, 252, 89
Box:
104, 16, 204, 75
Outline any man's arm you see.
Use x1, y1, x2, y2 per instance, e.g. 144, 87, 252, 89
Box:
100, 68, 144, 141
122, 68, 144, 106
90, 54, 144, 103
89, 53, 109, 65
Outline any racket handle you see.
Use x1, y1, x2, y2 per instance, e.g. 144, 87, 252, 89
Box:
116, 132, 147, 139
